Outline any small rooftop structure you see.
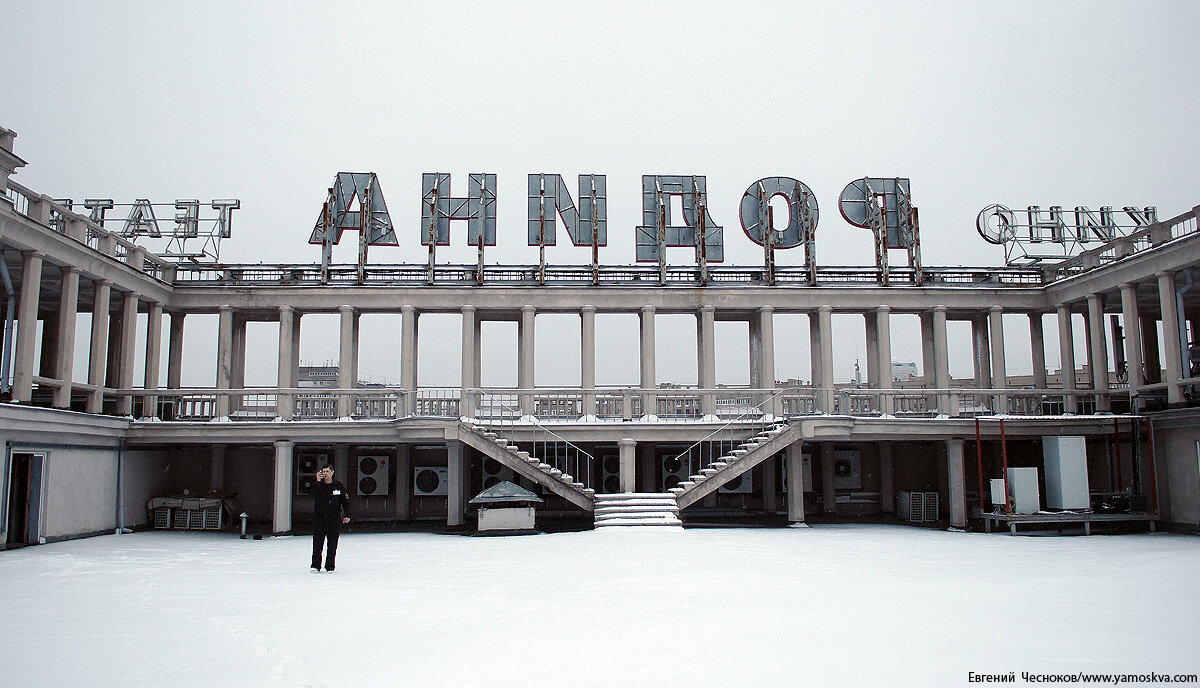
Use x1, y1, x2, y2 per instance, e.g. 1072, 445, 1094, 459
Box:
469, 481, 543, 534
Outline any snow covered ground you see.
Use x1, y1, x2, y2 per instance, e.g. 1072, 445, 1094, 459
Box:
1, 526, 1198, 687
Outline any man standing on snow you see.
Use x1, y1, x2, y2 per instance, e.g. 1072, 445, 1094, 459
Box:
311, 464, 350, 572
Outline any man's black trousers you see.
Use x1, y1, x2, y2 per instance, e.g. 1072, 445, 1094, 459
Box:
311, 514, 342, 570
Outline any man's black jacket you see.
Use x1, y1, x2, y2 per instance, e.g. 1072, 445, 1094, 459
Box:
312, 479, 350, 517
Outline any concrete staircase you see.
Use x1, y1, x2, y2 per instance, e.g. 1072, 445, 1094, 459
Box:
458, 422, 595, 513
594, 493, 682, 527
672, 420, 800, 509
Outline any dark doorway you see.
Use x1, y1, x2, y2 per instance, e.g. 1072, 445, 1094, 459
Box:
5, 452, 42, 547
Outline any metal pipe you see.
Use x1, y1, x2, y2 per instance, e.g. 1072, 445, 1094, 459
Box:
1144, 418, 1159, 514
974, 417, 986, 512
115, 440, 131, 534
1112, 418, 1123, 491
999, 418, 1011, 515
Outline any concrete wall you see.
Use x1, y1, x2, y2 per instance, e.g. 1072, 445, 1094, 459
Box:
122, 447, 212, 528
42, 446, 119, 539
1153, 409, 1200, 528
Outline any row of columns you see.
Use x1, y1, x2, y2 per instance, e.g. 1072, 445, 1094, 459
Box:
9, 263, 1193, 415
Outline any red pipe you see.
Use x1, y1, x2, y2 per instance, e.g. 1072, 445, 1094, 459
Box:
975, 417, 986, 512
1112, 418, 1123, 491
1144, 417, 1159, 514
1000, 418, 1011, 515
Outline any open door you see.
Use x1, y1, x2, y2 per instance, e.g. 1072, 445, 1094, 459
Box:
4, 452, 45, 548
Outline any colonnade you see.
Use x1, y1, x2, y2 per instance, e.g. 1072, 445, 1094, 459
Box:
6, 248, 1196, 417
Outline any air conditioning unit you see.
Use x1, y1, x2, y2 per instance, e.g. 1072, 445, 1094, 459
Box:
832, 450, 862, 490
661, 455, 689, 491
357, 455, 390, 496
481, 457, 514, 490
781, 453, 813, 493
719, 470, 753, 494
897, 490, 926, 522
922, 491, 939, 521
600, 455, 621, 494
294, 453, 326, 496
413, 466, 448, 496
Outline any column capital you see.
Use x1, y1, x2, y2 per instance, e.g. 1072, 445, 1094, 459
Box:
94, 278, 112, 288
1119, 281, 1137, 291
274, 439, 294, 449
401, 304, 415, 315
278, 304, 293, 315
581, 304, 597, 314
521, 304, 536, 315
59, 265, 77, 275
461, 305, 476, 315
640, 305, 655, 315
618, 438, 637, 448
946, 437, 965, 447
1055, 302, 1072, 313
759, 305, 775, 315
218, 304, 232, 314
21, 250, 45, 260
876, 305, 890, 315
817, 304, 832, 314
1155, 271, 1171, 280
699, 304, 715, 314
933, 304, 947, 314
338, 304, 354, 315
989, 305, 1003, 314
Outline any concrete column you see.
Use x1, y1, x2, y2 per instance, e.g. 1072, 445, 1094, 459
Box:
876, 306, 893, 414
1056, 304, 1078, 413
447, 440, 464, 527
1141, 314, 1161, 384
988, 307, 1006, 389
808, 312, 822, 394
460, 305, 477, 416
758, 306, 777, 414
290, 313, 301, 387
166, 311, 184, 389
581, 305, 596, 416
1157, 272, 1185, 404
820, 443, 836, 514
229, 314, 247, 392
273, 440, 294, 535
864, 312, 879, 387
919, 312, 935, 388
518, 305, 535, 416
142, 301, 163, 418
350, 311, 360, 387
394, 444, 411, 521
115, 291, 138, 415
52, 267, 80, 408
1119, 284, 1144, 391
11, 251, 43, 402
946, 438, 966, 529
618, 438, 636, 493
817, 306, 834, 412
277, 306, 294, 420
216, 306, 233, 418
786, 443, 806, 523
1087, 294, 1111, 411
762, 454, 778, 513
933, 305, 951, 415
337, 305, 355, 418
210, 445, 225, 491
879, 442, 894, 513
698, 305, 716, 416
39, 309, 58, 380
400, 305, 417, 415
1029, 313, 1048, 388
971, 316, 991, 388
86, 280, 111, 413
639, 305, 656, 417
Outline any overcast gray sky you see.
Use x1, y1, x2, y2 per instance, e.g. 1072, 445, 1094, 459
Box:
4, 1, 1199, 388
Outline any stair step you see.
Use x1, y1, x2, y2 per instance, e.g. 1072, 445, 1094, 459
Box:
558, 474, 573, 483
581, 488, 595, 496
595, 502, 679, 510
572, 482, 586, 489
537, 463, 552, 470
699, 468, 718, 476
548, 468, 563, 477
710, 462, 728, 469
667, 487, 684, 494
593, 493, 677, 500
731, 450, 749, 456
688, 475, 707, 483
678, 481, 696, 488
595, 517, 684, 527
595, 510, 677, 519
